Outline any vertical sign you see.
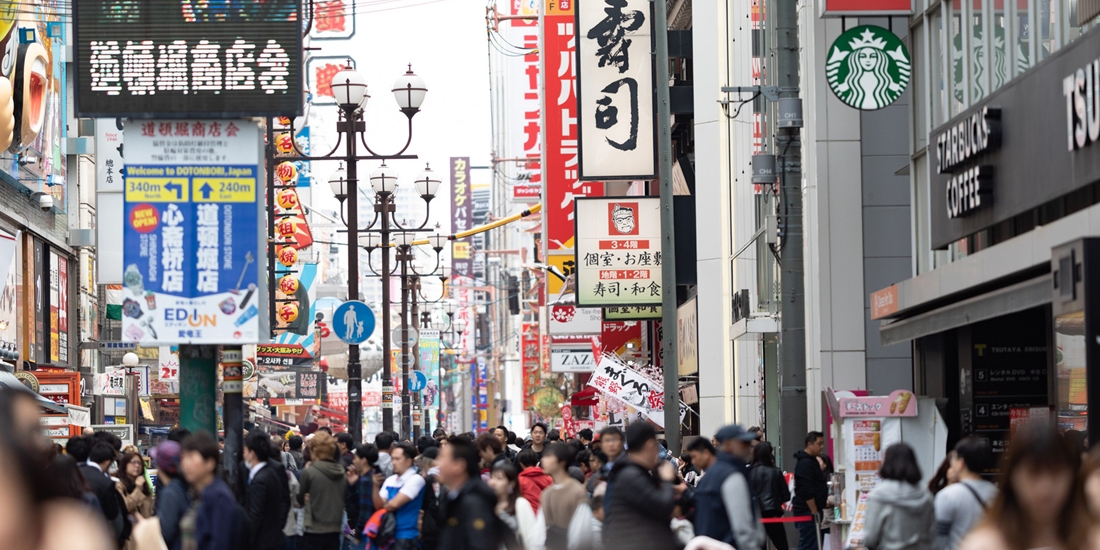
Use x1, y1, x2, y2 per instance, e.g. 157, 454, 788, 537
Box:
450, 157, 474, 280
420, 329, 441, 409
521, 323, 540, 410
58, 256, 68, 365
575, 0, 656, 180
543, 0, 604, 252
49, 251, 60, 363
574, 197, 663, 306
33, 239, 45, 363
122, 121, 263, 344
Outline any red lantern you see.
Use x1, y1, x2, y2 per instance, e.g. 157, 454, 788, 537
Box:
277, 188, 299, 210
278, 247, 298, 267
277, 218, 297, 238
276, 132, 294, 154
279, 275, 299, 295
276, 161, 298, 184
279, 303, 299, 323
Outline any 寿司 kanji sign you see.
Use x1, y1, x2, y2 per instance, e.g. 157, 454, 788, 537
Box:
574, 197, 662, 307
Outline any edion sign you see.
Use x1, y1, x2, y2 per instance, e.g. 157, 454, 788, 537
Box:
820, 0, 912, 16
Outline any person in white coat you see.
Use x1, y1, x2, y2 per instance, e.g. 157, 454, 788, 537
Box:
488, 462, 539, 548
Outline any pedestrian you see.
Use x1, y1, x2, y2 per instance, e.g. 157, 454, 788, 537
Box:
547, 429, 561, 443
538, 442, 590, 550
418, 446, 443, 550
47, 453, 99, 511
152, 440, 189, 550
494, 426, 517, 462
927, 451, 957, 497
436, 435, 512, 550
280, 438, 300, 475
862, 443, 934, 550
602, 422, 680, 550
750, 441, 790, 550
517, 423, 549, 464
576, 449, 593, 480
342, 443, 378, 550
933, 437, 996, 550
180, 431, 244, 550
694, 425, 765, 550
243, 430, 291, 550
116, 451, 155, 550
335, 433, 355, 468
289, 436, 306, 472
81, 438, 132, 547
686, 437, 717, 487
578, 429, 594, 448
793, 431, 828, 550
585, 449, 608, 495
597, 427, 624, 467
477, 432, 508, 480
286, 462, 304, 550
488, 462, 538, 547
373, 442, 425, 550
432, 428, 447, 443
297, 431, 348, 550
959, 427, 1093, 550
375, 432, 395, 478
1083, 447, 1100, 521
565, 440, 586, 485
517, 448, 552, 514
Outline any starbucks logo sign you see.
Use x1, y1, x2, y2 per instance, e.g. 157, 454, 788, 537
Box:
827, 25, 911, 111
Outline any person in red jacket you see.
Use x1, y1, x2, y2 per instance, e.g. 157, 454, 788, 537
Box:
516, 448, 552, 514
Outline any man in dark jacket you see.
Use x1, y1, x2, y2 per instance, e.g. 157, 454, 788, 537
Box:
694, 425, 765, 550
153, 440, 190, 550
243, 430, 291, 550
602, 423, 679, 550
436, 436, 511, 550
80, 439, 131, 547
181, 432, 245, 550
793, 431, 828, 550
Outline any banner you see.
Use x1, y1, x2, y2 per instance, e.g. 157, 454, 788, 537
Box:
122, 120, 263, 344
450, 157, 474, 279
420, 329, 441, 409
587, 355, 685, 428
677, 298, 698, 375
522, 323, 540, 410
575, 0, 656, 180
574, 197, 663, 307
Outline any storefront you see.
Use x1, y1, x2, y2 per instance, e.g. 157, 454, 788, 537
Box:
875, 21, 1100, 453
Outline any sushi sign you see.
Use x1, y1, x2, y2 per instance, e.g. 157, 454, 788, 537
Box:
837, 389, 918, 418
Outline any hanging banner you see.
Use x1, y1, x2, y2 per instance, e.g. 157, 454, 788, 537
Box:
575, 0, 656, 180
420, 329, 441, 409
587, 355, 682, 427
677, 297, 698, 375
121, 120, 264, 345
522, 323, 540, 410
451, 157, 475, 280
574, 197, 663, 307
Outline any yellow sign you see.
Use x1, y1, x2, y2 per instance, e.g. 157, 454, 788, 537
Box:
126, 178, 190, 202
193, 178, 256, 203
453, 241, 471, 259
547, 254, 576, 297
545, 0, 573, 16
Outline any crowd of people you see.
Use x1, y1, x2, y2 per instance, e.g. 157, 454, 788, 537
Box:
4, 385, 1100, 550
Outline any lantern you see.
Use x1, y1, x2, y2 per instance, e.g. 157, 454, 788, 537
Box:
279, 275, 299, 295
277, 188, 299, 210
275, 132, 294, 154
279, 303, 299, 323
277, 116, 292, 127
277, 218, 297, 239
276, 161, 298, 184
278, 247, 298, 267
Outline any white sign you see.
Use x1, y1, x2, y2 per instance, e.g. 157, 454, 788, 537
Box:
96, 119, 125, 193
576, 0, 656, 180
67, 405, 92, 428
588, 355, 667, 426
551, 348, 596, 373
548, 305, 603, 335
574, 198, 663, 307
90, 424, 134, 447
677, 297, 698, 376
94, 371, 126, 396
159, 346, 180, 381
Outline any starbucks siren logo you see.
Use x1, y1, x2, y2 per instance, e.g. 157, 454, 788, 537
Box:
827, 25, 911, 111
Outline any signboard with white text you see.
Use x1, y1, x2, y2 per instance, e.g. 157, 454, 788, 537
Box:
550, 348, 596, 373
574, 197, 663, 307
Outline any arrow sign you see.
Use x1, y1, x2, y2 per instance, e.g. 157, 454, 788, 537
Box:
164, 182, 182, 199
199, 183, 213, 199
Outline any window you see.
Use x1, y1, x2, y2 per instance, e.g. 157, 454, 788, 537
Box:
949, 2, 968, 116
931, 6, 946, 127
913, 17, 929, 151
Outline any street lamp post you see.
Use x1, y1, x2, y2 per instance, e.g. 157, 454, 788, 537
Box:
279, 60, 428, 444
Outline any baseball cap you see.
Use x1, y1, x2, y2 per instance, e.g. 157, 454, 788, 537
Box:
714, 424, 758, 443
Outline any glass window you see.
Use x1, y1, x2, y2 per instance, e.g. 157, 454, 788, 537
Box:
990, 2, 1009, 93
914, 154, 932, 275
1037, 0, 1054, 63
972, 0, 987, 103
931, 6, 946, 126
913, 19, 929, 151
1062, 0, 1083, 46
1013, 0, 1031, 77
950, 2, 968, 116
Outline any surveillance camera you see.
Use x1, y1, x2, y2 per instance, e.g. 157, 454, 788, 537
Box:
37, 193, 53, 211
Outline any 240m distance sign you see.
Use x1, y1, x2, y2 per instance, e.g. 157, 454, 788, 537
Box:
73, 0, 302, 118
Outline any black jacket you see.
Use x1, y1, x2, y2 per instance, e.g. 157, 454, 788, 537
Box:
437, 478, 512, 550
792, 450, 827, 515
245, 459, 291, 550
750, 463, 791, 514
602, 460, 678, 550
79, 463, 131, 545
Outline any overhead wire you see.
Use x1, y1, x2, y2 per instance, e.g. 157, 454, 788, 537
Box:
5, 0, 459, 21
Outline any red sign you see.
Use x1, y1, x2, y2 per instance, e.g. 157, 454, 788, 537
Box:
512, 184, 541, 202
870, 285, 899, 320
821, 0, 912, 15
600, 321, 642, 356
599, 240, 649, 250
543, 4, 603, 251
522, 323, 541, 410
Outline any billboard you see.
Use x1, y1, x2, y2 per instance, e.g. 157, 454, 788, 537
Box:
121, 120, 264, 344
73, 0, 302, 118
574, 197, 663, 307
450, 157, 474, 279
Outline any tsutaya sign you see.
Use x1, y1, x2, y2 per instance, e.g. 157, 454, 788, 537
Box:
1064, 60, 1100, 152
826, 26, 911, 111
935, 107, 1002, 219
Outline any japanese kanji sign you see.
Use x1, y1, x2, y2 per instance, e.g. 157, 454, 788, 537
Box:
574, 197, 662, 307
575, 0, 656, 180
121, 120, 264, 344
588, 355, 673, 427
450, 157, 474, 279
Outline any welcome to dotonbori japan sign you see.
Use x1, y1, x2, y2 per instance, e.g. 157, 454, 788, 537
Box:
574, 197, 662, 307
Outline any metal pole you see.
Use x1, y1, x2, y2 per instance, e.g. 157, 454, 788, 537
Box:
344, 107, 364, 445
400, 251, 411, 440
777, 0, 807, 467
222, 346, 244, 499
410, 277, 422, 441
653, 0, 680, 455
381, 200, 394, 434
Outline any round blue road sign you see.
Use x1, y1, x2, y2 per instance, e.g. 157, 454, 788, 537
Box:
410, 370, 428, 393
332, 301, 375, 345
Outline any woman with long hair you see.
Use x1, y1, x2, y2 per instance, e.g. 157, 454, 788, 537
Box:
116, 452, 155, 522
487, 462, 537, 548
927, 450, 957, 496
750, 441, 790, 550
47, 454, 99, 510
960, 427, 1094, 550
862, 443, 934, 550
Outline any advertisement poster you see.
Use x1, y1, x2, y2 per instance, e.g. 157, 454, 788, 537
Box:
49, 251, 59, 363
574, 198, 663, 307
121, 120, 263, 345
420, 329, 440, 409
850, 419, 883, 492
450, 157, 474, 279
522, 323, 540, 410
243, 368, 321, 400
844, 492, 871, 549
58, 255, 68, 364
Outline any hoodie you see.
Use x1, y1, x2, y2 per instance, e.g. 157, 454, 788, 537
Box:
862, 479, 935, 550
297, 459, 347, 534
518, 466, 553, 514
792, 450, 828, 515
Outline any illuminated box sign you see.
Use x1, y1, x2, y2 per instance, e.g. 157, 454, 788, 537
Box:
73, 0, 302, 118
819, 0, 912, 16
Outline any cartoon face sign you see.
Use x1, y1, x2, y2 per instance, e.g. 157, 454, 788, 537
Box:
609, 203, 638, 235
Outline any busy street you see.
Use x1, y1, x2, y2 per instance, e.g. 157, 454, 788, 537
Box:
1, 0, 1100, 549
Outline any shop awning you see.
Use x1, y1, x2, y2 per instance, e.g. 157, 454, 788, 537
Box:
879, 275, 1050, 346
570, 387, 599, 407
0, 371, 68, 414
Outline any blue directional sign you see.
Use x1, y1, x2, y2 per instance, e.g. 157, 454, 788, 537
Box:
333, 301, 375, 345
410, 370, 428, 393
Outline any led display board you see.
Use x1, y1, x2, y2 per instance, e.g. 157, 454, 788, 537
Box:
74, 0, 302, 118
